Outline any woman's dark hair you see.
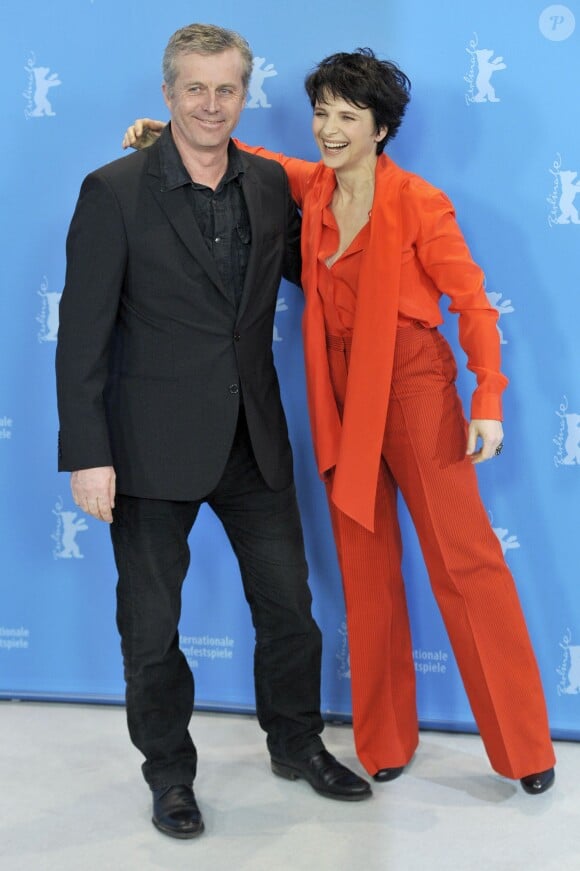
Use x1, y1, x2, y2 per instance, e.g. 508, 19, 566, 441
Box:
304, 48, 411, 154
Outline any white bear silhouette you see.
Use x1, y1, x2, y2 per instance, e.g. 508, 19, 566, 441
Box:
247, 57, 277, 109
557, 170, 580, 224
56, 511, 88, 558
563, 646, 580, 693
561, 413, 580, 464
473, 49, 506, 103
41, 291, 62, 341
493, 527, 520, 556
486, 291, 514, 345
29, 66, 61, 117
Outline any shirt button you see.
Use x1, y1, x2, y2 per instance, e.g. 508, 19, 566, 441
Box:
214, 236, 221, 243
229, 384, 239, 394
233, 332, 240, 341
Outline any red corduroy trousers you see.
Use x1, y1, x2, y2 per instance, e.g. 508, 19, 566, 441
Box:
324, 324, 555, 779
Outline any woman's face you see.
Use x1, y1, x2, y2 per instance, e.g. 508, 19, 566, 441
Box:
312, 93, 387, 173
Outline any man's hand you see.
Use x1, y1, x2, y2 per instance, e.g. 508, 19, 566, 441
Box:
466, 419, 504, 464
122, 118, 166, 150
71, 466, 116, 523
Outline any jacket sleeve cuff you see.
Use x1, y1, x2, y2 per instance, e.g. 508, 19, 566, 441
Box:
470, 391, 503, 422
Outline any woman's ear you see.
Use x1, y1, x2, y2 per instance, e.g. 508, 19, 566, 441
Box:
376, 125, 388, 144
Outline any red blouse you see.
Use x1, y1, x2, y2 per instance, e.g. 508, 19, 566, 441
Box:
318, 205, 421, 335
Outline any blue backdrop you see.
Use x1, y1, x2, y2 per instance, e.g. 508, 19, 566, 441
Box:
1, 0, 579, 740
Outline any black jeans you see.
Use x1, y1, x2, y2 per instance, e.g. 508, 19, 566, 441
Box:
110, 411, 324, 789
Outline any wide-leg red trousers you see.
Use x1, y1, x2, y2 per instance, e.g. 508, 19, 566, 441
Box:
324, 325, 555, 779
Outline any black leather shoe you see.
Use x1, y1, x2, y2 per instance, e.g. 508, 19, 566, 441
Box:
520, 768, 555, 795
373, 766, 405, 782
271, 749, 372, 801
152, 785, 204, 839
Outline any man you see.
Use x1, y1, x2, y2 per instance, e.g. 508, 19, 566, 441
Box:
56, 23, 371, 840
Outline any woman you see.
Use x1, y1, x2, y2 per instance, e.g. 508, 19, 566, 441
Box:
123, 49, 555, 793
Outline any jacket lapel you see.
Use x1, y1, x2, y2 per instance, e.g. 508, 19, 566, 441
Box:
236, 159, 262, 322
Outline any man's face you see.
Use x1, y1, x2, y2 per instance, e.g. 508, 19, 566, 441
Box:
163, 49, 247, 155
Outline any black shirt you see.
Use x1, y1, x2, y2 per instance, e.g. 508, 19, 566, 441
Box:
158, 124, 251, 306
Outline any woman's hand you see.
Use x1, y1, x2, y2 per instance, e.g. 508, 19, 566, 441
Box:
122, 118, 166, 150
466, 419, 504, 464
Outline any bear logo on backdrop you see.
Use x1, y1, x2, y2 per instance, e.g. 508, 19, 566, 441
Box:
464, 33, 506, 105
273, 296, 288, 342
485, 289, 514, 345
553, 396, 580, 467
23, 53, 61, 119
37, 275, 62, 342
547, 154, 580, 226
492, 522, 521, 556
246, 56, 277, 108
557, 629, 580, 694
52, 497, 88, 559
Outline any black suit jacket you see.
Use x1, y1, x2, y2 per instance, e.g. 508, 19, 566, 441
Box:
56, 136, 302, 499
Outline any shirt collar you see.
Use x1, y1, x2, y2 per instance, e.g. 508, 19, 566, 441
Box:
158, 123, 244, 192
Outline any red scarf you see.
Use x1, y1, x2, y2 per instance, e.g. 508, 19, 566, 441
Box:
300, 154, 405, 531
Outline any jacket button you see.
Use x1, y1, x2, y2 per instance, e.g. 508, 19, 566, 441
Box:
229, 384, 239, 394
233, 332, 240, 341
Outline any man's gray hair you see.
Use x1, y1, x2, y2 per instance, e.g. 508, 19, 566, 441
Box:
163, 23, 253, 94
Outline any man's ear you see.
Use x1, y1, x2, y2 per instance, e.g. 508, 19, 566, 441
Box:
162, 82, 172, 112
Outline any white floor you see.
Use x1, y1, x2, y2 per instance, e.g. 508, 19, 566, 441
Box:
0, 701, 577, 871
